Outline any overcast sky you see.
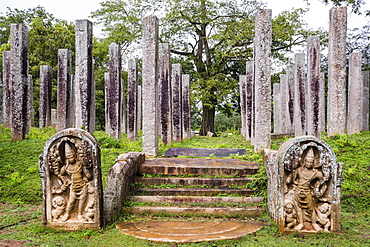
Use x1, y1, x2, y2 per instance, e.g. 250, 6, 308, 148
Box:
0, 0, 368, 38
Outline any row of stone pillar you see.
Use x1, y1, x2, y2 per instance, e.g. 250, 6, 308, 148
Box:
240, 6, 368, 153
142, 15, 191, 156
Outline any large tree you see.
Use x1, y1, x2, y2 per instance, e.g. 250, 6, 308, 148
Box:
92, 0, 325, 135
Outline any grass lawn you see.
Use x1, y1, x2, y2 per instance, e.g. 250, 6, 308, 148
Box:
0, 125, 369, 246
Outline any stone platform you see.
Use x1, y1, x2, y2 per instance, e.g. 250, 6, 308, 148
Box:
116, 221, 266, 243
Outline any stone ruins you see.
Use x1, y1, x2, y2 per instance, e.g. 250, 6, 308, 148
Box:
264, 136, 343, 233
38, 128, 103, 230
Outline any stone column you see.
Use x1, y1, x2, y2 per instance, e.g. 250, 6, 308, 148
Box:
361, 71, 370, 131
347, 52, 362, 135
27, 75, 34, 131
172, 63, 182, 142
182, 74, 191, 140
246, 61, 254, 142
120, 76, 126, 134
158, 43, 172, 145
137, 85, 142, 131
286, 65, 295, 133
51, 109, 57, 128
127, 59, 138, 140
2, 51, 11, 128
280, 74, 287, 133
253, 9, 272, 152
239, 75, 246, 137
319, 73, 326, 133
273, 83, 281, 133
75, 19, 95, 133
294, 53, 306, 136
57, 49, 73, 131
106, 43, 121, 139
142, 15, 159, 156
306, 36, 321, 137
327, 7, 347, 136
10, 23, 29, 140
39, 65, 52, 128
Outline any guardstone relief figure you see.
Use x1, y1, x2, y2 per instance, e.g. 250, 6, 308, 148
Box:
39, 128, 103, 230
265, 136, 342, 233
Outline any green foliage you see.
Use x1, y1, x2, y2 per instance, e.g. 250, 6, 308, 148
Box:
214, 112, 242, 134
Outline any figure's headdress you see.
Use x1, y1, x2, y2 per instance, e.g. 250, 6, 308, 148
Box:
65, 142, 74, 157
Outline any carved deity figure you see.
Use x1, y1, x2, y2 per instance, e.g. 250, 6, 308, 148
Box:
52, 141, 92, 222
313, 203, 331, 232
284, 202, 297, 230
51, 196, 66, 221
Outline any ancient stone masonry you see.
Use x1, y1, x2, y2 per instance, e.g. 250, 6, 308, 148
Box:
2, 51, 11, 128
239, 75, 246, 137
172, 63, 182, 142
245, 61, 254, 142
57, 49, 73, 131
75, 19, 95, 133
106, 43, 121, 139
158, 43, 172, 145
264, 136, 343, 233
327, 7, 347, 136
103, 152, 145, 224
127, 59, 138, 140
347, 52, 362, 135
10, 23, 29, 140
294, 53, 306, 137
182, 74, 191, 140
307, 37, 321, 137
253, 9, 272, 152
142, 15, 159, 157
362, 71, 370, 131
137, 85, 142, 131
319, 73, 326, 134
39, 65, 52, 128
285, 65, 295, 133
273, 83, 281, 133
27, 75, 34, 131
38, 128, 103, 230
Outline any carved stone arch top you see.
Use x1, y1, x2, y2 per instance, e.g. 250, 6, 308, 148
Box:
264, 135, 343, 234
39, 128, 103, 230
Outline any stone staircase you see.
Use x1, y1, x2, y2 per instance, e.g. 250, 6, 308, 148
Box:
126, 157, 265, 218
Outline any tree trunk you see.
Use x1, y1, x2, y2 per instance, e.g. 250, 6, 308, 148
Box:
199, 100, 217, 136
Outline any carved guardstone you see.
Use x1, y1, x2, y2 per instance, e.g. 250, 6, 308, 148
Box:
39, 128, 103, 230
264, 136, 343, 233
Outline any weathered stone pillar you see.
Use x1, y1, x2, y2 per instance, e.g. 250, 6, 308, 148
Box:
2, 51, 11, 128
27, 75, 34, 131
253, 9, 272, 153
327, 7, 347, 136
347, 52, 362, 135
182, 74, 191, 140
319, 73, 326, 133
286, 65, 295, 133
294, 53, 306, 136
280, 74, 287, 133
239, 75, 246, 137
172, 63, 182, 142
105, 43, 121, 139
158, 43, 172, 145
10, 23, 29, 140
120, 76, 126, 134
75, 19, 95, 133
57, 49, 73, 131
137, 85, 142, 131
306, 36, 321, 137
39, 65, 52, 128
246, 61, 254, 142
361, 71, 370, 131
127, 59, 138, 140
142, 16, 159, 156
51, 109, 57, 128
273, 83, 281, 133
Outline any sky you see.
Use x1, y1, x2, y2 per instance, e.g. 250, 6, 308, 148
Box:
0, 0, 369, 38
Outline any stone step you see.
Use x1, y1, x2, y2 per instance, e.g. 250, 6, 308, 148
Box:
134, 177, 255, 187
140, 158, 259, 176
127, 206, 265, 217
133, 187, 257, 196
130, 196, 264, 205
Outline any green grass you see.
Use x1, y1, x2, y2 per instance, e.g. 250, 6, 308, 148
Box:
0, 125, 369, 246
